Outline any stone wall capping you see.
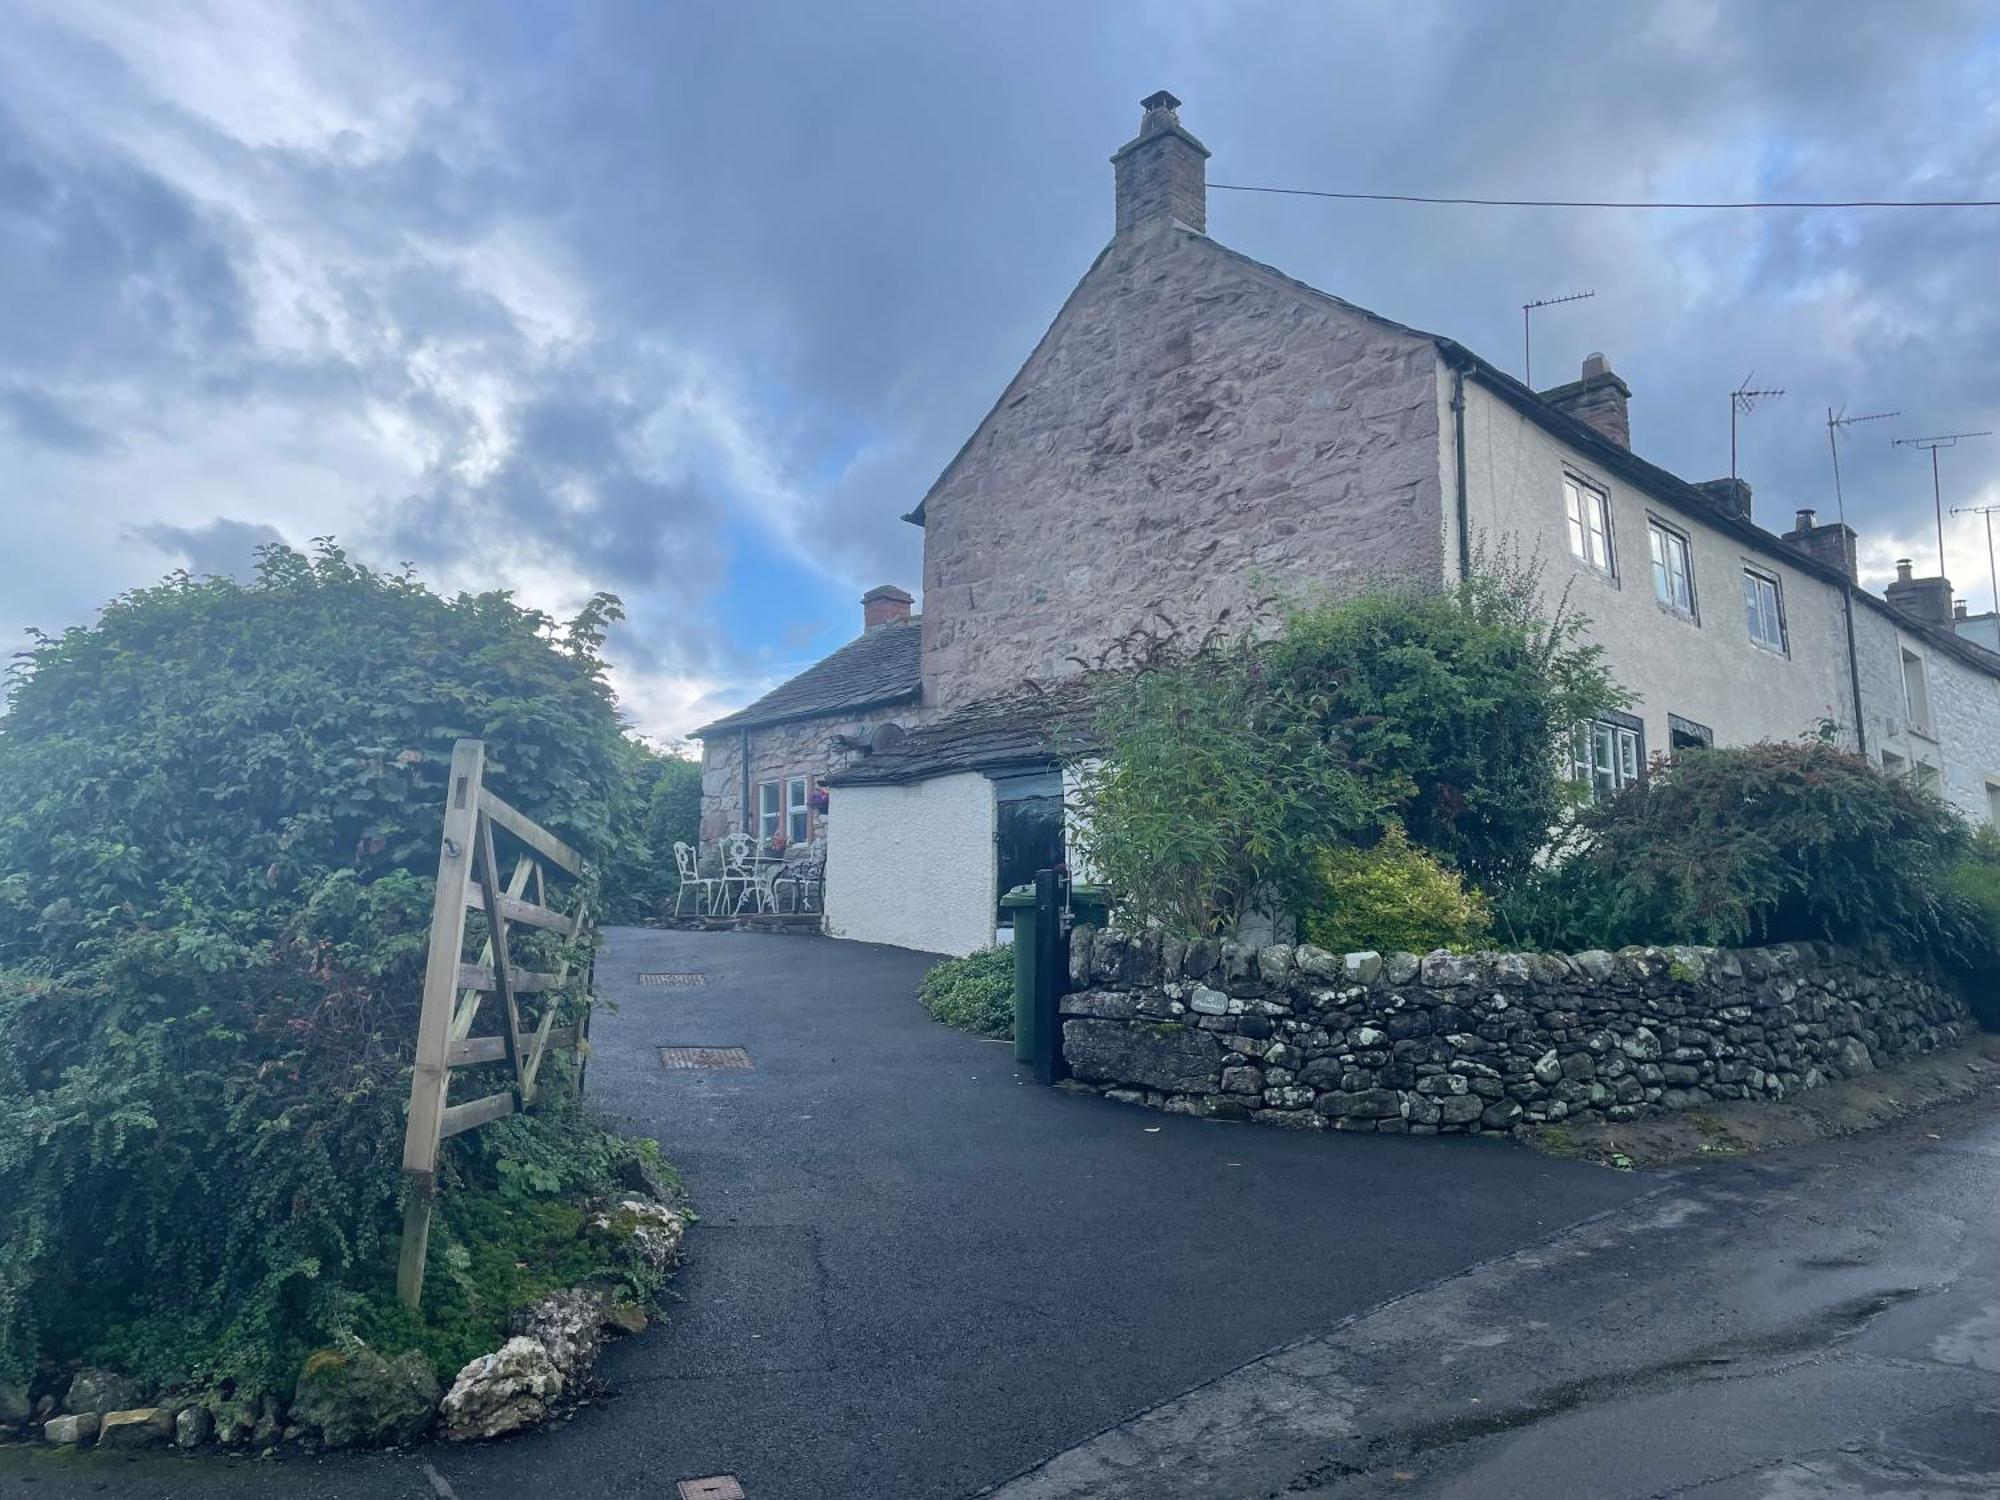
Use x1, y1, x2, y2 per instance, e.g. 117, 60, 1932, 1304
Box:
1057, 924, 1968, 1138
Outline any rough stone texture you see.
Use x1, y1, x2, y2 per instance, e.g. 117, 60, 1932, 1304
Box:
917, 220, 1445, 712
43, 1412, 99, 1445
698, 701, 912, 843
64, 1368, 143, 1418
0, 1383, 28, 1429
1058, 934, 1970, 1136
291, 1340, 440, 1448
510, 1289, 607, 1381
440, 1337, 564, 1442
97, 1406, 174, 1448
587, 1198, 688, 1278
174, 1402, 213, 1449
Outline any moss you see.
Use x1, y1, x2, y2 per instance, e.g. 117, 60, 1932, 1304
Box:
1668, 960, 1703, 984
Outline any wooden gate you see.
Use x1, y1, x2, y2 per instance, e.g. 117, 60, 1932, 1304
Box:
397, 738, 595, 1308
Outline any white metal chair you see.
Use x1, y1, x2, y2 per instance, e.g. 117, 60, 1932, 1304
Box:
673, 841, 721, 917
718, 833, 756, 913
773, 840, 826, 914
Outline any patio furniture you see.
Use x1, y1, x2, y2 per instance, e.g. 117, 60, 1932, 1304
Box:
718, 833, 756, 913
773, 840, 827, 914
741, 855, 786, 914
673, 841, 721, 917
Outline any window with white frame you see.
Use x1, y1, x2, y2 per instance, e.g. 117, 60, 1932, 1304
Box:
1648, 518, 1696, 617
755, 780, 782, 845
1987, 780, 2000, 829
1572, 713, 1644, 802
1563, 474, 1614, 575
1742, 566, 1787, 653
785, 776, 810, 844
1901, 648, 1932, 734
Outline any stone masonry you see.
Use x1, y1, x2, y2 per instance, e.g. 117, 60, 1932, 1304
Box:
698, 702, 911, 842
916, 218, 1445, 712
1060, 927, 1970, 1135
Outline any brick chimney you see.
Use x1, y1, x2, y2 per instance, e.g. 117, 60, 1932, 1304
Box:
1693, 477, 1754, 523
1111, 90, 1209, 235
1885, 559, 1954, 625
862, 584, 913, 631
1782, 507, 1858, 582
1540, 353, 1631, 449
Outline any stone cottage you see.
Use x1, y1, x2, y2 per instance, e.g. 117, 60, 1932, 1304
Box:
692, 585, 920, 844
717, 91, 2000, 952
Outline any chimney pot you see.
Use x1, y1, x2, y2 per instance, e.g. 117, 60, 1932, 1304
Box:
1112, 89, 1210, 236
1782, 507, 1857, 581
1794, 507, 1816, 531
861, 584, 914, 632
1885, 562, 1954, 625
1955, 599, 1969, 619
1896, 559, 1914, 583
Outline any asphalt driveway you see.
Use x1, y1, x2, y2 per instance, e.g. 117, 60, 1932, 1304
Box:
0, 927, 1650, 1499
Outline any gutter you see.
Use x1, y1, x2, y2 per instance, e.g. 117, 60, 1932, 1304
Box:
739, 727, 751, 835
1449, 363, 1472, 583
1841, 581, 1868, 758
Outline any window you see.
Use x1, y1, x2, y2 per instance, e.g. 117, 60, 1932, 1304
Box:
1914, 761, 1943, 797
1742, 566, 1787, 653
1880, 749, 1908, 781
1572, 712, 1644, 802
1668, 714, 1713, 753
755, 780, 782, 845
785, 776, 811, 845
1648, 519, 1696, 617
1564, 474, 1614, 575
1901, 648, 1933, 734
1987, 780, 2000, 829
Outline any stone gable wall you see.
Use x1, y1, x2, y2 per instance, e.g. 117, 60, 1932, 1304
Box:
918, 223, 1447, 713
1061, 929, 1970, 1136
698, 703, 914, 842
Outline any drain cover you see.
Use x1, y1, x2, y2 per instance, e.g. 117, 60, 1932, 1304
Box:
639, 972, 706, 987
677, 1480, 745, 1500
660, 1046, 753, 1070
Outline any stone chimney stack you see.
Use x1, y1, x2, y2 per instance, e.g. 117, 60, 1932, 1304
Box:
1782, 506, 1859, 582
862, 584, 914, 632
1693, 476, 1754, 523
1111, 90, 1210, 235
1885, 559, 1955, 625
1539, 353, 1631, 449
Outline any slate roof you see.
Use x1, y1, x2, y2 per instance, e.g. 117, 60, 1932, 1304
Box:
822, 686, 1099, 787
693, 616, 922, 737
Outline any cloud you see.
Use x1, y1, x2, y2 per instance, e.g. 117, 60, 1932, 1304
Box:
3, 0, 1998, 746
132, 517, 287, 580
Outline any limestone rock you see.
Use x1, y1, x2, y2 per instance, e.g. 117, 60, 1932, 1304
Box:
1064, 1017, 1222, 1094
587, 1198, 688, 1276
1342, 950, 1383, 984
511, 1289, 607, 1381
98, 1406, 174, 1448
175, 1403, 214, 1448
44, 1412, 99, 1446
64, 1368, 142, 1418
600, 1301, 649, 1337
0, 1383, 28, 1429
291, 1340, 440, 1448
441, 1337, 564, 1442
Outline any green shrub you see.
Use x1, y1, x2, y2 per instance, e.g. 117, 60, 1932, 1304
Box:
918, 947, 1016, 1038
1303, 824, 1492, 955
1946, 827, 2000, 1028
0, 544, 672, 1395
1497, 742, 1975, 962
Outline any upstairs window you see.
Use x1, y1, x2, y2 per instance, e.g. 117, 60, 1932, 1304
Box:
1901, 648, 1933, 734
1564, 474, 1614, 575
1648, 519, 1696, 617
1743, 566, 1787, 653
1572, 713, 1644, 802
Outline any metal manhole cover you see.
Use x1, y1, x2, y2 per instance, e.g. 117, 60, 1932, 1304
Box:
677, 1480, 745, 1500
639, 972, 706, 987
660, 1046, 752, 1070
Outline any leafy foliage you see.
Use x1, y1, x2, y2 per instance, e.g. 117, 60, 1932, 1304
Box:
1066, 563, 1619, 937
1303, 824, 1492, 956
0, 544, 671, 1395
1496, 742, 1980, 964
1945, 828, 2000, 1027
917, 946, 1016, 1038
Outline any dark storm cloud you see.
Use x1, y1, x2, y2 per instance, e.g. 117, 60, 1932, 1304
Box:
134, 517, 287, 580
4, 0, 1998, 738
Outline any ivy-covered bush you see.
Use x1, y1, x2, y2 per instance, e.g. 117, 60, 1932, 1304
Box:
917, 947, 1015, 1038
1497, 742, 1980, 965
1303, 824, 1492, 956
0, 544, 671, 1398
1946, 828, 2000, 1027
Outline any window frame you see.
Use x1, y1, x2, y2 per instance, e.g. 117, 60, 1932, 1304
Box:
1900, 647, 1934, 736
1572, 709, 1646, 802
1741, 564, 1788, 655
1563, 472, 1617, 579
1667, 713, 1714, 753
1647, 515, 1698, 619
755, 779, 783, 845
784, 775, 811, 845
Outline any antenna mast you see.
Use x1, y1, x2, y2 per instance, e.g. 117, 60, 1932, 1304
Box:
1729, 374, 1784, 484
1521, 290, 1594, 388
1951, 502, 2000, 617
1823, 405, 1899, 525
1895, 431, 1992, 578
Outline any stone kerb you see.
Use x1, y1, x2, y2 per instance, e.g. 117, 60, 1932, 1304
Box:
1060, 928, 1970, 1135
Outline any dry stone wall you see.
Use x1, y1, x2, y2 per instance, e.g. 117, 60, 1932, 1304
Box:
1061, 928, 1970, 1135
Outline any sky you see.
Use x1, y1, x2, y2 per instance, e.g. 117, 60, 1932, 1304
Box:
4, 1, 1998, 744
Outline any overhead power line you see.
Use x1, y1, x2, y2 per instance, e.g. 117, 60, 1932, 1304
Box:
1209, 182, 2000, 210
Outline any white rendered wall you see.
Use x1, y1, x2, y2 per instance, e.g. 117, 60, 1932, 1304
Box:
822, 772, 998, 956
1853, 603, 2000, 826
1452, 379, 1858, 758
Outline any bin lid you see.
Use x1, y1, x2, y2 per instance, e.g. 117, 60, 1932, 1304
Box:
998, 884, 1036, 909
